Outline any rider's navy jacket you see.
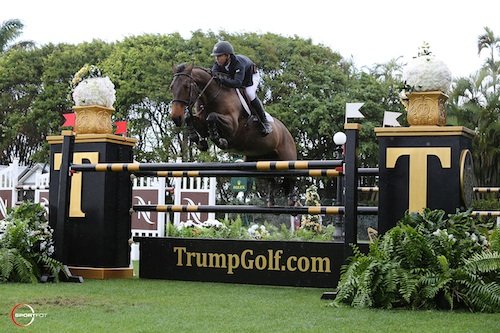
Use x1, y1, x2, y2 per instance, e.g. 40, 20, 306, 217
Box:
211, 54, 255, 88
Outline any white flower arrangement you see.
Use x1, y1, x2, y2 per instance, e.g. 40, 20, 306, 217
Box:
177, 219, 227, 231
247, 224, 270, 239
201, 219, 225, 229
71, 64, 116, 108
432, 228, 456, 243
176, 220, 200, 229
300, 185, 322, 233
402, 43, 452, 94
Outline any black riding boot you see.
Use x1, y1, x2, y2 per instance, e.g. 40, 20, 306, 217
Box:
250, 98, 273, 136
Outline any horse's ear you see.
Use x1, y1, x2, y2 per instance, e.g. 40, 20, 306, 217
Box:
186, 63, 194, 73
172, 63, 177, 73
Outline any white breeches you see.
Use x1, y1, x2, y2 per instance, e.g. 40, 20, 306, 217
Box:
245, 72, 261, 100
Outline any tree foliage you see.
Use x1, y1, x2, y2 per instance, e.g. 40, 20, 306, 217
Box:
0, 19, 35, 53
0, 23, 494, 188
0, 41, 112, 164
448, 26, 499, 185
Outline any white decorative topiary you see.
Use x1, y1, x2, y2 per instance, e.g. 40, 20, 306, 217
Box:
402, 42, 452, 94
71, 64, 116, 108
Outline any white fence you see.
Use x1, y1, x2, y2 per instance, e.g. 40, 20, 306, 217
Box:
130, 174, 216, 263
0, 160, 217, 268
0, 160, 50, 219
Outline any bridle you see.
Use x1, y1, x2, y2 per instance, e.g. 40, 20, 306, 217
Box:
171, 70, 221, 118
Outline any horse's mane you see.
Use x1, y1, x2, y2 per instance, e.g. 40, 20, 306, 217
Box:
175, 63, 212, 76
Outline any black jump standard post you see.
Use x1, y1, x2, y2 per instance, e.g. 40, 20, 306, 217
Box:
342, 123, 360, 260
48, 130, 137, 279
376, 126, 474, 234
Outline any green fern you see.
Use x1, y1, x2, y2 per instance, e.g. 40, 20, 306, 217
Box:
0, 202, 63, 283
13, 253, 37, 283
463, 281, 500, 312
460, 251, 500, 312
0, 248, 15, 281
490, 229, 500, 252
38, 254, 62, 282
334, 210, 500, 312
0, 248, 37, 283
464, 251, 500, 275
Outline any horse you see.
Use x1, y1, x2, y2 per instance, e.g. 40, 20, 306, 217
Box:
169, 63, 298, 204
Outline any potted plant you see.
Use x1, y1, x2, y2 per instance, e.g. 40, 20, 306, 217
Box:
71, 64, 116, 134
400, 43, 452, 126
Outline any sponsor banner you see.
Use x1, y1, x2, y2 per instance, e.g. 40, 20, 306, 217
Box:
135, 237, 344, 288
179, 192, 210, 223
132, 189, 159, 230
0, 189, 13, 219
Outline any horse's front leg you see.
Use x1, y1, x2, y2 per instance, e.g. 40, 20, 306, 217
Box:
185, 119, 209, 151
189, 116, 210, 152
185, 112, 200, 142
207, 113, 228, 149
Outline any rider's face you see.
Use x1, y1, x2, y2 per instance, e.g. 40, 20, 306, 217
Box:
215, 54, 229, 66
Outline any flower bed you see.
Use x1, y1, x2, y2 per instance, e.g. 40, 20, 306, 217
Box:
167, 216, 335, 242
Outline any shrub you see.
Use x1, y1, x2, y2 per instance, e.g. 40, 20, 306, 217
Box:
0, 202, 63, 283
333, 209, 500, 312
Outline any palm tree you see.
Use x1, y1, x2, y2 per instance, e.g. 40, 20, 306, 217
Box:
0, 19, 35, 53
477, 26, 500, 93
448, 69, 499, 186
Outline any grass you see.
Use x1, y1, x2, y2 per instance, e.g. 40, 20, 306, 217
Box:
1, 278, 499, 333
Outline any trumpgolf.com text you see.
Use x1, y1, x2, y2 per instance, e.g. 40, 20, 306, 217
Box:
173, 247, 331, 274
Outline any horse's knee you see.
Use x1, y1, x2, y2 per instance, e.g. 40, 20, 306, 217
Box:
206, 113, 218, 124
218, 138, 228, 149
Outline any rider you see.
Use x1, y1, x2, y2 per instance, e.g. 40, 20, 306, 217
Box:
211, 41, 273, 136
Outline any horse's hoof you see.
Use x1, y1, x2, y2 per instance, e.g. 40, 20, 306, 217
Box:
287, 195, 298, 206
198, 139, 209, 151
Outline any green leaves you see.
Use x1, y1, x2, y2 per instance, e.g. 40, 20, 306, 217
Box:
0, 202, 62, 283
447, 27, 499, 186
334, 210, 500, 312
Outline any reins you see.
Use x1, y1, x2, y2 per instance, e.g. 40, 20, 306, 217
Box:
171, 68, 221, 117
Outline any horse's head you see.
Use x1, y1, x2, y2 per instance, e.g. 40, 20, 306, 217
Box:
169, 64, 196, 127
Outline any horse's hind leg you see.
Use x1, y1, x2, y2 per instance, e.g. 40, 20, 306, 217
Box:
267, 178, 276, 207
283, 177, 298, 206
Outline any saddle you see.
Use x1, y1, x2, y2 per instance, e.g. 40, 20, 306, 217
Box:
235, 89, 273, 123
235, 88, 253, 117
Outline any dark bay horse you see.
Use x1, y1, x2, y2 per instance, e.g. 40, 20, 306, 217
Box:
169, 64, 297, 203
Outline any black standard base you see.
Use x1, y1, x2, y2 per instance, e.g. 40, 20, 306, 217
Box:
59, 265, 84, 283
39, 265, 83, 283
320, 291, 338, 300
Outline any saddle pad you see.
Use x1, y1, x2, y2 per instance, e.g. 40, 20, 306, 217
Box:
235, 89, 274, 122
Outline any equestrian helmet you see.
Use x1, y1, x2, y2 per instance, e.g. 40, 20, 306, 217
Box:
211, 41, 234, 56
